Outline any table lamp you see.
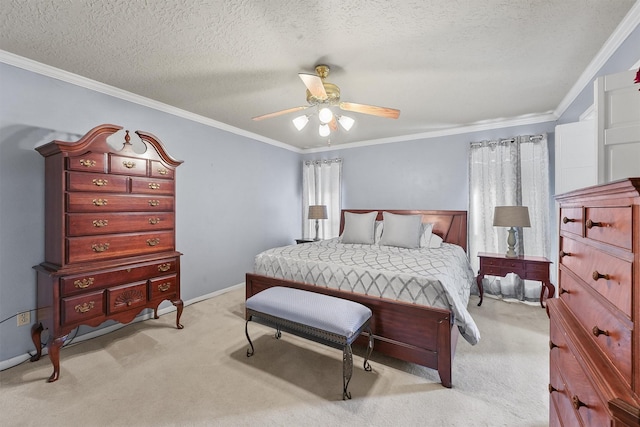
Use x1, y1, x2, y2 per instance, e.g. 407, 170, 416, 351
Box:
493, 206, 530, 257
308, 205, 328, 241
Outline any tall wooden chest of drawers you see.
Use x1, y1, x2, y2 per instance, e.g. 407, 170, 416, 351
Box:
30, 124, 184, 382
550, 178, 640, 425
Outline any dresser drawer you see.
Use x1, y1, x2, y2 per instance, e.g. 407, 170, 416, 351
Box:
67, 152, 105, 172
559, 207, 583, 236
67, 212, 174, 236
107, 282, 148, 314
149, 275, 178, 300
585, 207, 632, 250
67, 193, 175, 213
150, 161, 174, 179
551, 321, 610, 426
131, 176, 175, 195
559, 270, 632, 384
66, 231, 175, 264
60, 258, 179, 297
109, 154, 147, 176
559, 237, 632, 317
549, 363, 575, 427
62, 290, 105, 324
66, 171, 128, 193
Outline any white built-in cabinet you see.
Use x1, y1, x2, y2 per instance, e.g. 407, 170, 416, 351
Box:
555, 68, 640, 195
595, 69, 640, 182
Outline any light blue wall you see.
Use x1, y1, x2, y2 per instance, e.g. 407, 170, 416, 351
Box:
0, 62, 301, 362
303, 122, 556, 212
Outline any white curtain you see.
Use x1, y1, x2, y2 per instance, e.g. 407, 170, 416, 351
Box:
469, 134, 550, 302
302, 159, 342, 239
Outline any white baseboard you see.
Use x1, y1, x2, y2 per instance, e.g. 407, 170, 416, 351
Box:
0, 282, 245, 372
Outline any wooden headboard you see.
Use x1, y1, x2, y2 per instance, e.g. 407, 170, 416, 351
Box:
339, 209, 468, 252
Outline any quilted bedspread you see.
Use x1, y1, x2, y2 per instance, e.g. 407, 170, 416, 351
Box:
254, 238, 481, 345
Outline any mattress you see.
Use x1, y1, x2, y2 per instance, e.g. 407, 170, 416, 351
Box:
254, 238, 481, 345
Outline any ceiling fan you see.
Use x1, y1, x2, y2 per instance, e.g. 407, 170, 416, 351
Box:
252, 65, 400, 135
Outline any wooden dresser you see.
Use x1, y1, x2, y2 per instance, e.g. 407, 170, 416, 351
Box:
30, 124, 183, 382
550, 178, 640, 426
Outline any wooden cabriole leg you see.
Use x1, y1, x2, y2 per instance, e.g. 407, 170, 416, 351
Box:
172, 299, 184, 329
46, 335, 66, 383
30, 323, 43, 362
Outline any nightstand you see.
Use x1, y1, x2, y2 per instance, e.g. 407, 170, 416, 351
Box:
476, 252, 554, 308
295, 238, 315, 244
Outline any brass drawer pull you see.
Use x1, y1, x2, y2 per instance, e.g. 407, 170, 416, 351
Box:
92, 199, 108, 206
158, 283, 171, 292
75, 301, 95, 313
560, 288, 570, 295
592, 270, 610, 281
158, 263, 171, 272
549, 340, 558, 350
148, 200, 160, 207
92, 219, 108, 227
148, 217, 161, 225
74, 277, 95, 289
548, 384, 558, 393
79, 159, 96, 167
586, 219, 603, 229
123, 160, 136, 169
559, 250, 571, 258
571, 395, 587, 410
148, 183, 161, 190
592, 325, 609, 337
92, 178, 108, 187
562, 217, 576, 224
158, 167, 168, 175
147, 238, 160, 246
91, 243, 109, 252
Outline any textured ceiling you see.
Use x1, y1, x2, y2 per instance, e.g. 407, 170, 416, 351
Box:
0, 1, 637, 150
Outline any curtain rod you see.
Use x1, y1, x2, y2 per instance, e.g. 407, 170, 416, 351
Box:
469, 134, 544, 147
304, 158, 342, 166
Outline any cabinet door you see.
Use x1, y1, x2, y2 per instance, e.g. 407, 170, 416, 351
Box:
595, 69, 640, 183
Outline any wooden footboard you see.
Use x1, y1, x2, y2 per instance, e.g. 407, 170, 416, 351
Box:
246, 273, 458, 388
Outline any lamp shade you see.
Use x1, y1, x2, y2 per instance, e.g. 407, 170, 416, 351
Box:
493, 206, 531, 227
308, 205, 328, 220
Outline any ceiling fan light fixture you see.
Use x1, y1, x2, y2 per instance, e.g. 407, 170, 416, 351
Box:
318, 107, 333, 124
338, 115, 355, 131
318, 123, 330, 137
292, 115, 309, 131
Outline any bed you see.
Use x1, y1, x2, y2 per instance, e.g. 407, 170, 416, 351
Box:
245, 209, 479, 388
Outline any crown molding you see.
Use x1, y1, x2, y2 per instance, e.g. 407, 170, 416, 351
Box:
0, 50, 302, 154
304, 112, 558, 153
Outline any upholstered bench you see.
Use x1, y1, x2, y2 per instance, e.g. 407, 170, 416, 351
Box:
245, 286, 374, 400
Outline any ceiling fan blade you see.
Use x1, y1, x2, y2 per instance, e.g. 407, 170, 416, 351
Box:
252, 106, 309, 121
329, 116, 338, 131
299, 73, 327, 100
339, 102, 400, 119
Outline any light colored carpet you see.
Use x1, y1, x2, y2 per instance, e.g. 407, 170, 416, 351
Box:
0, 287, 549, 426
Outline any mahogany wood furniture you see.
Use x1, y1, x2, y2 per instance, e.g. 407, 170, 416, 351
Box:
550, 178, 640, 426
30, 124, 183, 382
246, 209, 468, 388
476, 252, 553, 308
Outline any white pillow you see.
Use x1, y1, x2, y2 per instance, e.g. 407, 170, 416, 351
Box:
374, 221, 384, 244
428, 233, 443, 248
341, 211, 378, 244
419, 223, 434, 247
380, 212, 422, 249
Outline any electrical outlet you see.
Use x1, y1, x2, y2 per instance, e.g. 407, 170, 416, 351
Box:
17, 311, 30, 327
